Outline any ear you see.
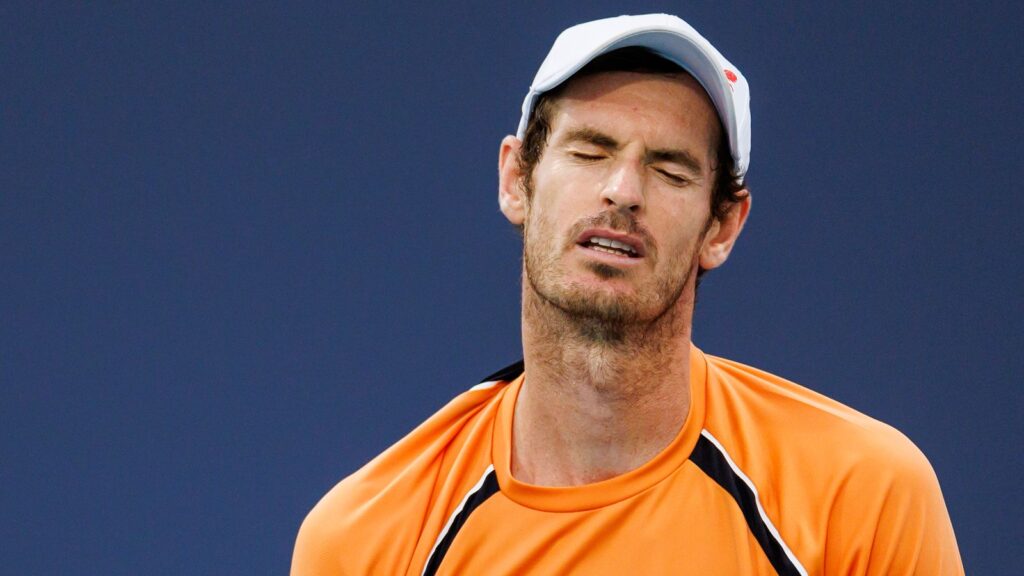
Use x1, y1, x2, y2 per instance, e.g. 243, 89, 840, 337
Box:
699, 191, 751, 271
498, 135, 527, 226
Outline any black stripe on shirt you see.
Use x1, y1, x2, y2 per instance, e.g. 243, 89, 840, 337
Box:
478, 360, 525, 385
422, 469, 500, 576
689, 434, 804, 576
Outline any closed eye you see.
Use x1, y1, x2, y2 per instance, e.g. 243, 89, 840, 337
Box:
571, 151, 605, 161
656, 168, 690, 186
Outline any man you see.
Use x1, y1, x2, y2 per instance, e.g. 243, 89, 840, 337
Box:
292, 14, 963, 575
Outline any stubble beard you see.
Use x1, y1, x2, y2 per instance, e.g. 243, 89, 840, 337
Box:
522, 207, 705, 347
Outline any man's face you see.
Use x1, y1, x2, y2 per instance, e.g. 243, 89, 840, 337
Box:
510, 71, 725, 327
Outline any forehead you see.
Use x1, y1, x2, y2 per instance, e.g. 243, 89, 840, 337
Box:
548, 71, 721, 154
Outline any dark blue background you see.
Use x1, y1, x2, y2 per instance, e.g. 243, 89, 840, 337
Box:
3, 2, 1021, 574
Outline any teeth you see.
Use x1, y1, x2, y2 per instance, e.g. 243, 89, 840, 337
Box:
591, 245, 625, 256
589, 236, 636, 255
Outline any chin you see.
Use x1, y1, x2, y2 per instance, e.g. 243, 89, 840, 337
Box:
523, 239, 692, 328
549, 279, 660, 324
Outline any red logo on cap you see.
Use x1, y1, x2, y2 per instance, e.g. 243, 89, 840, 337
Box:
724, 69, 738, 83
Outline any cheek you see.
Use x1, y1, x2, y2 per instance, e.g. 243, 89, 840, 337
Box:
526, 188, 576, 239
651, 210, 709, 263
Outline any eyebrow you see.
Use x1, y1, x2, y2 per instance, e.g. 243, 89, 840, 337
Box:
563, 127, 620, 150
562, 127, 706, 175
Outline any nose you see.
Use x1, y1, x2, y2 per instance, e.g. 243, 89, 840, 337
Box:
600, 161, 645, 213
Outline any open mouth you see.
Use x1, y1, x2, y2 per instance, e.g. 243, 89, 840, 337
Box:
579, 236, 641, 258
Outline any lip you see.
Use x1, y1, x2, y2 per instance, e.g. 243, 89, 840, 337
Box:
576, 228, 647, 258
574, 243, 646, 267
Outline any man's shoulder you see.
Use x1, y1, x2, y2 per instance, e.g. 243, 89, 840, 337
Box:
306, 362, 516, 511
702, 352, 937, 487
700, 353, 962, 574
291, 363, 519, 575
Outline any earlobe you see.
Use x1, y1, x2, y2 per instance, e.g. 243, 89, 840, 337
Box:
699, 191, 751, 271
498, 135, 527, 226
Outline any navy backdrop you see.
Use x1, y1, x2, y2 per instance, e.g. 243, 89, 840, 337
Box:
3, 2, 1021, 574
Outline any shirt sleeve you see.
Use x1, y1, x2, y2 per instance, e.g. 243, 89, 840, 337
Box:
822, 433, 963, 575
290, 386, 505, 576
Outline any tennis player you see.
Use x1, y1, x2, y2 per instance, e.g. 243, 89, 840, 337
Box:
292, 14, 963, 575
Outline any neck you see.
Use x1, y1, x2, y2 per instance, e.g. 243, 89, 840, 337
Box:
513, 281, 695, 487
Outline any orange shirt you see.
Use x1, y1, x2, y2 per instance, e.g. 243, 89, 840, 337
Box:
292, 346, 963, 575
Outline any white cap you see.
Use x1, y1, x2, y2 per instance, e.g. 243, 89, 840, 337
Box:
516, 13, 751, 180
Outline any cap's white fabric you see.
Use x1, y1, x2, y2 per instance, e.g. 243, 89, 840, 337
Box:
517, 14, 750, 180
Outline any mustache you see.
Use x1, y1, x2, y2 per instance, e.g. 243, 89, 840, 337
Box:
568, 210, 656, 254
